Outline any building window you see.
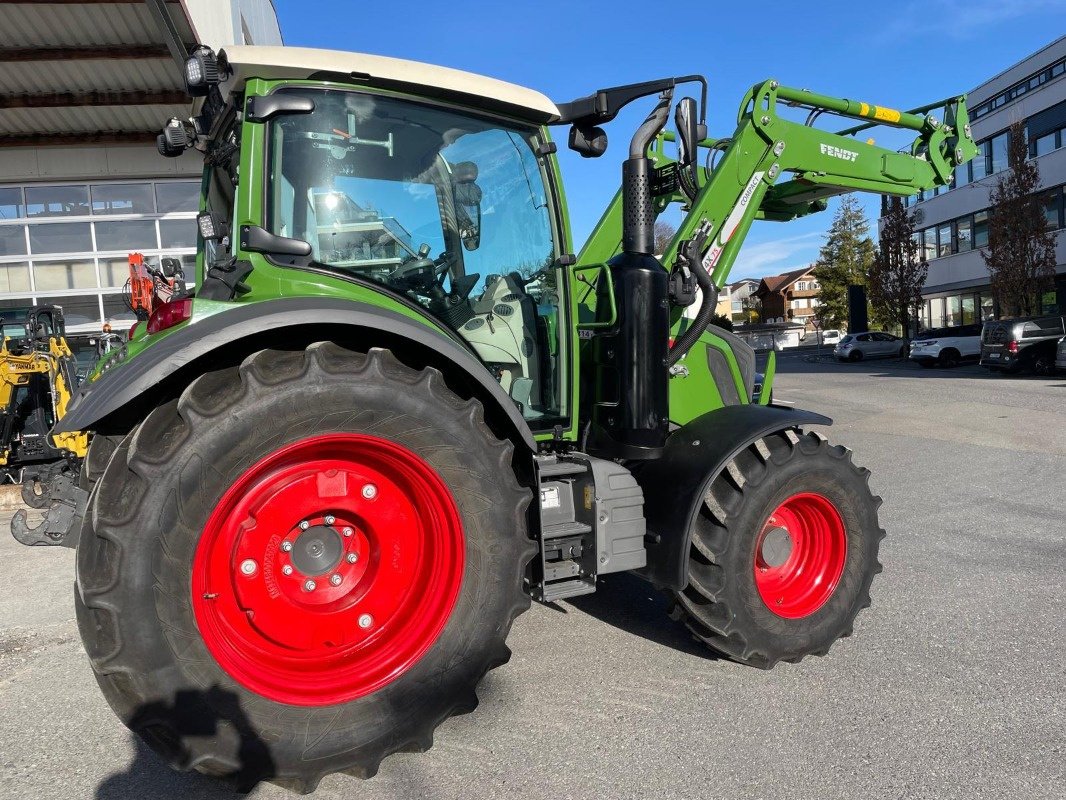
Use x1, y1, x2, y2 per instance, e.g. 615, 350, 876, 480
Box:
33, 259, 97, 291
956, 216, 972, 251
989, 131, 1009, 175
91, 183, 156, 216
1043, 188, 1063, 229
94, 220, 158, 251
921, 228, 936, 261
961, 295, 977, 325
973, 211, 990, 248
955, 162, 971, 187
980, 292, 995, 319
795, 281, 807, 291
0, 187, 23, 219
937, 223, 952, 257
946, 295, 961, 326
24, 185, 90, 218
0, 262, 30, 293
29, 222, 92, 254
155, 181, 200, 214
929, 297, 945, 328
1033, 130, 1059, 157
0, 225, 26, 256
159, 219, 196, 248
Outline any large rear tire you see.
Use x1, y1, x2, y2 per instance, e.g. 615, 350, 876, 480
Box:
75, 344, 534, 792
671, 429, 884, 668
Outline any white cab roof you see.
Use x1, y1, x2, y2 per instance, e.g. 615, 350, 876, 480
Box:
220, 46, 560, 123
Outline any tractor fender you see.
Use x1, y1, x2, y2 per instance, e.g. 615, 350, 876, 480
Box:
53, 297, 536, 451
634, 404, 831, 590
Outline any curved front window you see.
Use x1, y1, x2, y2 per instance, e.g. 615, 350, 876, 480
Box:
267, 88, 564, 423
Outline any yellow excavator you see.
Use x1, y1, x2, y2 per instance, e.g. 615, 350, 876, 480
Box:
1, 306, 89, 545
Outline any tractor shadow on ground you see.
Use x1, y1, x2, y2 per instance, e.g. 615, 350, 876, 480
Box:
564, 571, 720, 661
95, 687, 271, 800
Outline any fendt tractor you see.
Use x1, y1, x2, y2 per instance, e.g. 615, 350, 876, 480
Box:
15, 45, 976, 791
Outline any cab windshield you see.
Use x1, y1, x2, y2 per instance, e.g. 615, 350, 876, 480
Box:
267, 88, 564, 424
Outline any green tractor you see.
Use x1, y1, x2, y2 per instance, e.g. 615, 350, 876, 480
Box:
19, 45, 976, 791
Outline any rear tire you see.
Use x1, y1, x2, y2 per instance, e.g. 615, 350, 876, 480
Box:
938, 349, 960, 368
75, 344, 534, 792
670, 430, 884, 668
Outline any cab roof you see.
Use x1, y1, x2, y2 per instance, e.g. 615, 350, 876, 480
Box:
219, 46, 561, 124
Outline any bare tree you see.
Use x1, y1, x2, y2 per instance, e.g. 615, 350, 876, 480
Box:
870, 196, 927, 341
654, 221, 676, 256
982, 121, 1058, 317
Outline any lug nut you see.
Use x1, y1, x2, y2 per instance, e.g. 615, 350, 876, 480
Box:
299, 520, 310, 530
281, 540, 293, 552
330, 574, 342, 586
239, 559, 257, 576
346, 552, 358, 564
358, 613, 373, 629
282, 565, 293, 576
362, 484, 378, 500
342, 527, 353, 537
324, 514, 336, 526
303, 579, 316, 592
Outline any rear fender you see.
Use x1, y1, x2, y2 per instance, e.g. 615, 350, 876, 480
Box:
634, 404, 831, 590
54, 297, 536, 451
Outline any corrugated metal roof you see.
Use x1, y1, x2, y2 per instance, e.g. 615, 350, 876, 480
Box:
0, 105, 187, 136
0, 59, 183, 95
0, 2, 197, 140
0, 2, 194, 48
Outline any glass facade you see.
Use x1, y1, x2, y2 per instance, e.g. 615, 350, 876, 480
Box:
0, 179, 199, 333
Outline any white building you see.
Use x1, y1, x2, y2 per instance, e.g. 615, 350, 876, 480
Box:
0, 0, 281, 365
896, 36, 1066, 328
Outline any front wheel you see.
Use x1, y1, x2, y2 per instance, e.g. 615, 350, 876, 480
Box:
848, 350, 863, 362
671, 429, 884, 668
75, 344, 534, 792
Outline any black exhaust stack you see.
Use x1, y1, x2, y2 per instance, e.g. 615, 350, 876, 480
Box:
588, 94, 673, 460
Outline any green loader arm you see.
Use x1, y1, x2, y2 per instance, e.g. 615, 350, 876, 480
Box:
579, 81, 977, 296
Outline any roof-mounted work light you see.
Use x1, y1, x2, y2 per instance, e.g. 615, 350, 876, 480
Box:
157, 118, 192, 158
184, 46, 221, 97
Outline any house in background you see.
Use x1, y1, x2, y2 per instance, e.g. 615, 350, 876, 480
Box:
756, 266, 821, 330
716, 278, 760, 323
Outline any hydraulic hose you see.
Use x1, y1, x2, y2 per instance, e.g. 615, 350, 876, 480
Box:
668, 234, 717, 367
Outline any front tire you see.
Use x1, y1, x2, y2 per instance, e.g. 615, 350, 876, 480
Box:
848, 350, 863, 362
671, 430, 884, 668
75, 344, 534, 792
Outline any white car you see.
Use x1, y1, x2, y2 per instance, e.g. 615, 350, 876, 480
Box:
909, 323, 983, 368
803, 329, 842, 345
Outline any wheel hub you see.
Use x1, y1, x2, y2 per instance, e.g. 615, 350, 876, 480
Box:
291, 525, 343, 576
754, 492, 847, 619
759, 526, 792, 568
191, 433, 465, 707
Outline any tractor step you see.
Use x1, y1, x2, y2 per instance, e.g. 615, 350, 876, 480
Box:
530, 453, 647, 603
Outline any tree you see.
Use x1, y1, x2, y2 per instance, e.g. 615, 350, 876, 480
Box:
811, 196, 876, 329
982, 121, 1058, 317
654, 221, 676, 256
870, 196, 927, 340
740, 292, 762, 324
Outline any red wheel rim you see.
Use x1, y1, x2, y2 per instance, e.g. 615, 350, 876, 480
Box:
191, 433, 464, 706
753, 492, 846, 619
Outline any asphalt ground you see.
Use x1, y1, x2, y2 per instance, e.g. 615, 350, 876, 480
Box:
1, 354, 1063, 800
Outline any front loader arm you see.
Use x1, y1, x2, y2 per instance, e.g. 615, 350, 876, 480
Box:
579, 81, 977, 297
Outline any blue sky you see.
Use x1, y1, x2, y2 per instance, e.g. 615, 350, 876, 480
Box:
274, 0, 1066, 281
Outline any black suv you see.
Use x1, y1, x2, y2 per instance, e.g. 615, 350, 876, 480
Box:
980, 315, 1066, 375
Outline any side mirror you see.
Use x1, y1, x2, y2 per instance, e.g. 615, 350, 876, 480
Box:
675, 97, 699, 169
568, 124, 608, 158
452, 161, 482, 252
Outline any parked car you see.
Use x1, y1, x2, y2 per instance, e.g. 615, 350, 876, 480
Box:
1056, 335, 1066, 373
909, 323, 983, 368
980, 315, 1065, 375
834, 331, 905, 362
803, 329, 842, 346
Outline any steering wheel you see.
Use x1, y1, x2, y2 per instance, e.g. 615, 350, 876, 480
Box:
388, 252, 452, 296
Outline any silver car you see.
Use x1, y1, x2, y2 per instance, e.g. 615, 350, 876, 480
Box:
834, 331, 905, 362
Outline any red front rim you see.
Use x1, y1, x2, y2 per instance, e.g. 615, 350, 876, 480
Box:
191, 433, 464, 706
753, 492, 847, 619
